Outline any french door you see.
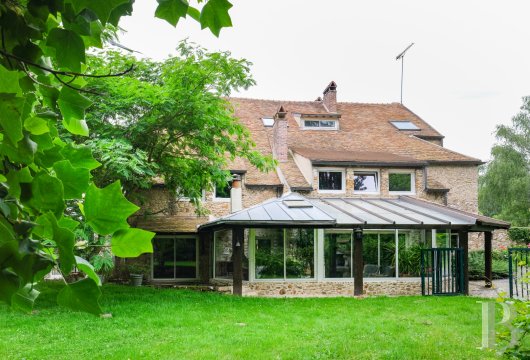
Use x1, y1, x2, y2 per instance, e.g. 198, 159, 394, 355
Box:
152, 235, 198, 280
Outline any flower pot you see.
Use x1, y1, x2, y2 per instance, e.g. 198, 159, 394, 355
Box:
129, 274, 143, 286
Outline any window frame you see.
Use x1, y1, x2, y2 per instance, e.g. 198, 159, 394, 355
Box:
353, 169, 380, 195
302, 119, 339, 130
213, 180, 233, 202
388, 171, 416, 195
151, 235, 199, 282
317, 168, 346, 194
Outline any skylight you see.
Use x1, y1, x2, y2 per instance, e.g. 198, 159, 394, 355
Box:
390, 121, 420, 131
262, 117, 274, 127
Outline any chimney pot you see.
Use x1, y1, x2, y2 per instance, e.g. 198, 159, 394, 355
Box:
230, 174, 242, 213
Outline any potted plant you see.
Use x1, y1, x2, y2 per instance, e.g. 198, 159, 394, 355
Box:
128, 263, 149, 286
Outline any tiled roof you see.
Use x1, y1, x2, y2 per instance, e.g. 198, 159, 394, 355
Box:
291, 147, 426, 166
230, 98, 481, 163
278, 153, 312, 190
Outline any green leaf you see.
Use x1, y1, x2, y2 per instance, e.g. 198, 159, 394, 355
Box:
24, 117, 49, 135
29, 173, 65, 217
57, 278, 102, 315
60, 144, 101, 170
0, 64, 22, 95
187, 6, 200, 21
53, 160, 90, 199
112, 228, 154, 258
57, 86, 92, 136
46, 28, 86, 72
58, 217, 80, 231
0, 218, 16, 245
0, 268, 20, 305
75, 256, 101, 286
0, 175, 6, 182
84, 181, 139, 235
11, 284, 40, 313
155, 0, 189, 27
5, 167, 33, 198
0, 94, 24, 145
200, 0, 233, 36
34, 213, 75, 275
71, 0, 130, 25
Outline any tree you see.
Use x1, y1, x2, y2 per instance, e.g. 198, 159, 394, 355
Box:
82, 45, 275, 211
479, 97, 530, 226
0, 0, 235, 314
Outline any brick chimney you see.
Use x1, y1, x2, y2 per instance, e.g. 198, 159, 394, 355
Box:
272, 105, 288, 162
323, 81, 337, 113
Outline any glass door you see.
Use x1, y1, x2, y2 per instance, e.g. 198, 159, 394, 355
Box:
152, 236, 198, 280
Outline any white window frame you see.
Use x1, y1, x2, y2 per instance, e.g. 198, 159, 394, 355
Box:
302, 119, 339, 130
317, 168, 346, 194
388, 170, 416, 195
151, 235, 199, 282
353, 169, 380, 195
213, 180, 233, 202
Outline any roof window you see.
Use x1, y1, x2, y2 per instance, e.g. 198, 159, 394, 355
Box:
303, 119, 338, 130
262, 117, 274, 127
390, 121, 420, 130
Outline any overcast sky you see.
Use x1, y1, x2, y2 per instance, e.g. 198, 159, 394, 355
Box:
120, 1, 530, 162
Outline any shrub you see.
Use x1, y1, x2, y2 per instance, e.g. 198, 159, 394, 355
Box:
469, 250, 509, 280
509, 227, 530, 244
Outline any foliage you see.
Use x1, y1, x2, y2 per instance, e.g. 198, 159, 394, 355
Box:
468, 250, 509, 280
509, 227, 530, 244
82, 45, 275, 210
0, 0, 235, 314
0, 282, 497, 359
479, 97, 530, 226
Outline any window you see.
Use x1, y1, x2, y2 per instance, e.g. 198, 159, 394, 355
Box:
213, 229, 249, 280
303, 119, 338, 130
390, 121, 420, 130
324, 231, 353, 278
262, 117, 274, 127
254, 228, 315, 280
318, 170, 344, 192
363, 233, 395, 278
354, 171, 379, 193
214, 180, 232, 199
389, 172, 415, 193
152, 236, 198, 279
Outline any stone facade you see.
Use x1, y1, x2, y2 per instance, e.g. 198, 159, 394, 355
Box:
241, 279, 422, 297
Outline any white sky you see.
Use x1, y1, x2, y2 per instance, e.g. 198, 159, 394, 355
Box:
120, 0, 530, 161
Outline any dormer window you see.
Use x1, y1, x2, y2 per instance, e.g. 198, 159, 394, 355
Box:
303, 119, 338, 130
390, 121, 420, 131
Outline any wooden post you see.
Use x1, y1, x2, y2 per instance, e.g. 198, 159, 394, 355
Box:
353, 229, 364, 296
199, 231, 212, 284
484, 231, 493, 288
232, 227, 244, 296
459, 231, 469, 295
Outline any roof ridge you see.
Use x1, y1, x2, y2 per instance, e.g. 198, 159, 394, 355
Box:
230, 97, 400, 107
408, 135, 482, 162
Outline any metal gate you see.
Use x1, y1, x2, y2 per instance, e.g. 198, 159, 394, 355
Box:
421, 248, 464, 295
509, 248, 530, 300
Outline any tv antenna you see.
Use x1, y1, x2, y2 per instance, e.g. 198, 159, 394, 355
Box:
396, 42, 414, 104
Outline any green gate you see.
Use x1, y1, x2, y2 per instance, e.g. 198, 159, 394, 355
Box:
508, 248, 530, 300
421, 248, 464, 296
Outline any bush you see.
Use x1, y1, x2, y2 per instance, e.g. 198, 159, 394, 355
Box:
469, 250, 509, 280
509, 227, 530, 244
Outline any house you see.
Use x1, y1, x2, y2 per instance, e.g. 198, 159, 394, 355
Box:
132, 81, 509, 296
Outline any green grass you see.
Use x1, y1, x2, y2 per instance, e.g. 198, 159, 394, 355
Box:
0, 282, 497, 360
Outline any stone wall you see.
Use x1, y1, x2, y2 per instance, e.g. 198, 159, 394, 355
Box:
471, 229, 514, 251
244, 279, 422, 297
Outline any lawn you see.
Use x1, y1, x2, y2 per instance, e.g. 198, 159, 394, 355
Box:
0, 282, 496, 360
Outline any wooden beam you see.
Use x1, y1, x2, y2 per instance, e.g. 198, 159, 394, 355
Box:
484, 231, 493, 288
353, 230, 364, 296
232, 227, 244, 296
459, 231, 469, 295
199, 231, 212, 284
